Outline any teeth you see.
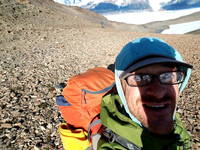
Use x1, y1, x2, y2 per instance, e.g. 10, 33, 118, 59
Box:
146, 104, 165, 108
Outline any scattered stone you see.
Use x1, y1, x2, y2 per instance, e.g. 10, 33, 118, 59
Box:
1, 123, 12, 128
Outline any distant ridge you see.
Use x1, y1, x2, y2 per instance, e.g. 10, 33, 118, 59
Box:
54, 0, 200, 12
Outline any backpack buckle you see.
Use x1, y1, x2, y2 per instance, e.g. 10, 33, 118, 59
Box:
103, 128, 116, 143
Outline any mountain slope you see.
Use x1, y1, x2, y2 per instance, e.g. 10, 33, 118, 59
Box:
0, 0, 114, 44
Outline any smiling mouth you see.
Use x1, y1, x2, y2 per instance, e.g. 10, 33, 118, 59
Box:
143, 104, 168, 110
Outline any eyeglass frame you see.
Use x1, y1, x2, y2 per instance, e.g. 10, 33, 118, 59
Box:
122, 71, 186, 87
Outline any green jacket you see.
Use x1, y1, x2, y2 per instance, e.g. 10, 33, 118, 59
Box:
97, 94, 191, 150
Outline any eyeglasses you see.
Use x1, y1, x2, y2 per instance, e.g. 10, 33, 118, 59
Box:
123, 71, 185, 87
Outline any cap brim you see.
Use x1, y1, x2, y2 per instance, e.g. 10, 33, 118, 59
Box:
120, 57, 193, 78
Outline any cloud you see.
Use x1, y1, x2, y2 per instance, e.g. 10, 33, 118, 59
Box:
148, 0, 172, 11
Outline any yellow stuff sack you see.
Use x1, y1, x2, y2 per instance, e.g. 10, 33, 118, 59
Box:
58, 123, 91, 150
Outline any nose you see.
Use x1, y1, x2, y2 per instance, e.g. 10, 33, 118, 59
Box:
144, 80, 168, 100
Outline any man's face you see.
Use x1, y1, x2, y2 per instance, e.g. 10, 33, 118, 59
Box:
121, 64, 179, 135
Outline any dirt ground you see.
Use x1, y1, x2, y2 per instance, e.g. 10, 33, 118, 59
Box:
0, 0, 199, 149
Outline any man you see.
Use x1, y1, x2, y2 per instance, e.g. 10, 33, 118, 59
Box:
97, 37, 193, 150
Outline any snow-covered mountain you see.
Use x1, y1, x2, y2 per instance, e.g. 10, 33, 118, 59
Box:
54, 0, 200, 12
77, 0, 151, 13
163, 0, 200, 10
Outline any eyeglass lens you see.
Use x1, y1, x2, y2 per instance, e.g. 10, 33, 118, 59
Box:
125, 71, 185, 87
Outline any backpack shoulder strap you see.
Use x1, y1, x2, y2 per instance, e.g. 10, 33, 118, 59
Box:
88, 119, 102, 141
102, 127, 142, 150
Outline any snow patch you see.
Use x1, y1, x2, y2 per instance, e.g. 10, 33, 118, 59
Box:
161, 20, 200, 34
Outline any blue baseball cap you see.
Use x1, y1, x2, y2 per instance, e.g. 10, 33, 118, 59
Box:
115, 37, 192, 78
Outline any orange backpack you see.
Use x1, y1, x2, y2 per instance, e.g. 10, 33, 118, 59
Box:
56, 67, 115, 135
